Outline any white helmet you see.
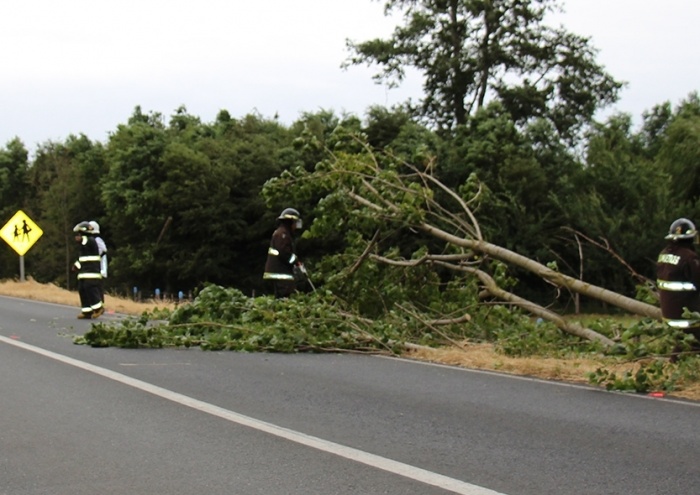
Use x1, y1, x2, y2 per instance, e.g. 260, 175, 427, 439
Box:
277, 208, 302, 229
665, 218, 697, 240
89, 221, 100, 234
73, 221, 91, 233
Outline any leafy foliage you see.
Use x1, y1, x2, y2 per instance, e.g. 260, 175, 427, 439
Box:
27, 136, 107, 288
76, 285, 410, 353
100, 107, 298, 295
491, 310, 604, 357
587, 318, 700, 393
76, 280, 592, 355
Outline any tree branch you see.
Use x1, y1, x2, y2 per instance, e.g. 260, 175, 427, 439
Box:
371, 253, 616, 347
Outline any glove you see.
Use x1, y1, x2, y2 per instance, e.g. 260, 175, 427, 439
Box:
292, 263, 307, 283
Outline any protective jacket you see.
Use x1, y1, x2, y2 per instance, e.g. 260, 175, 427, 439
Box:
263, 223, 297, 281
656, 240, 700, 328
74, 234, 104, 316
74, 236, 102, 280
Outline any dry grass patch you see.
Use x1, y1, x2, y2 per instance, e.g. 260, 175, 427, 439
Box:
407, 343, 599, 385
0, 278, 175, 315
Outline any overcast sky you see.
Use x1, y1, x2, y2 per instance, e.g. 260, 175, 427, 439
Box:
1, 0, 698, 153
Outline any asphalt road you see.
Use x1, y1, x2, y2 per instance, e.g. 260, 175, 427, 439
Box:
1, 295, 698, 495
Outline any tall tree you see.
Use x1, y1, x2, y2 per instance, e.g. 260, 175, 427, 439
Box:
0, 138, 29, 220
101, 108, 171, 293
208, 112, 297, 294
656, 93, 700, 212
0, 139, 29, 279
345, 0, 622, 139
28, 136, 107, 287
102, 107, 235, 294
102, 107, 297, 296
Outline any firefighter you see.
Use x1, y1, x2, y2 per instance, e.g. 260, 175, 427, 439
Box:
656, 217, 700, 361
88, 220, 108, 303
72, 221, 105, 319
263, 208, 303, 298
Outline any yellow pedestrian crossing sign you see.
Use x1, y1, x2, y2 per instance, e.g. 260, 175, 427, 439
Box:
0, 210, 43, 256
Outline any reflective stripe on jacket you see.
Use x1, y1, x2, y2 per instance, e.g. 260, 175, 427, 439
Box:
664, 318, 700, 329
657, 280, 697, 291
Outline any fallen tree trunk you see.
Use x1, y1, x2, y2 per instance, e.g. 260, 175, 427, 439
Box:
420, 223, 661, 320
374, 254, 617, 347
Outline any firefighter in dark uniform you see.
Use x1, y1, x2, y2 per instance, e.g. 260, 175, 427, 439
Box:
263, 208, 302, 298
73, 221, 105, 319
656, 218, 700, 361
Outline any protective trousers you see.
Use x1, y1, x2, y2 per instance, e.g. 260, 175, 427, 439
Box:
78, 279, 103, 316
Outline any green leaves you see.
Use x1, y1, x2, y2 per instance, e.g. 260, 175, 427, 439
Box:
75, 285, 431, 353
100, 107, 298, 293
586, 318, 700, 393
588, 361, 672, 394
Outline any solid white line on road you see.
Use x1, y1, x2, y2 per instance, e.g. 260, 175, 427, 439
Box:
0, 335, 507, 495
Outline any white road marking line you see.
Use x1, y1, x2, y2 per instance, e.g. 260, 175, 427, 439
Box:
119, 362, 192, 366
0, 335, 506, 495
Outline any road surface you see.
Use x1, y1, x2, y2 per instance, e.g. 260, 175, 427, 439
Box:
1, 295, 698, 494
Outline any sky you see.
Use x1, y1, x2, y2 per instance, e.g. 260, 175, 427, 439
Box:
1, 0, 698, 153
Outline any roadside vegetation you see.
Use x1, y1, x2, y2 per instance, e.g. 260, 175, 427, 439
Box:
2, 279, 698, 401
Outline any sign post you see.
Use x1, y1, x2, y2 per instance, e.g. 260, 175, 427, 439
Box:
0, 210, 44, 281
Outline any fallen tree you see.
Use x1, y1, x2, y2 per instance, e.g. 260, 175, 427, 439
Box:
265, 144, 661, 349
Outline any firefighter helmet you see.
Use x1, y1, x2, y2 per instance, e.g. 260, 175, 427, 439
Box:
73, 221, 91, 233
665, 218, 697, 240
278, 208, 302, 229
89, 221, 100, 234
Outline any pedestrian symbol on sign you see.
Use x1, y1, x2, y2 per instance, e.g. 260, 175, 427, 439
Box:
0, 210, 43, 256
13, 220, 33, 242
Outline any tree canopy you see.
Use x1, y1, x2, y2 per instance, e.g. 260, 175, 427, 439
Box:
345, 0, 622, 140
